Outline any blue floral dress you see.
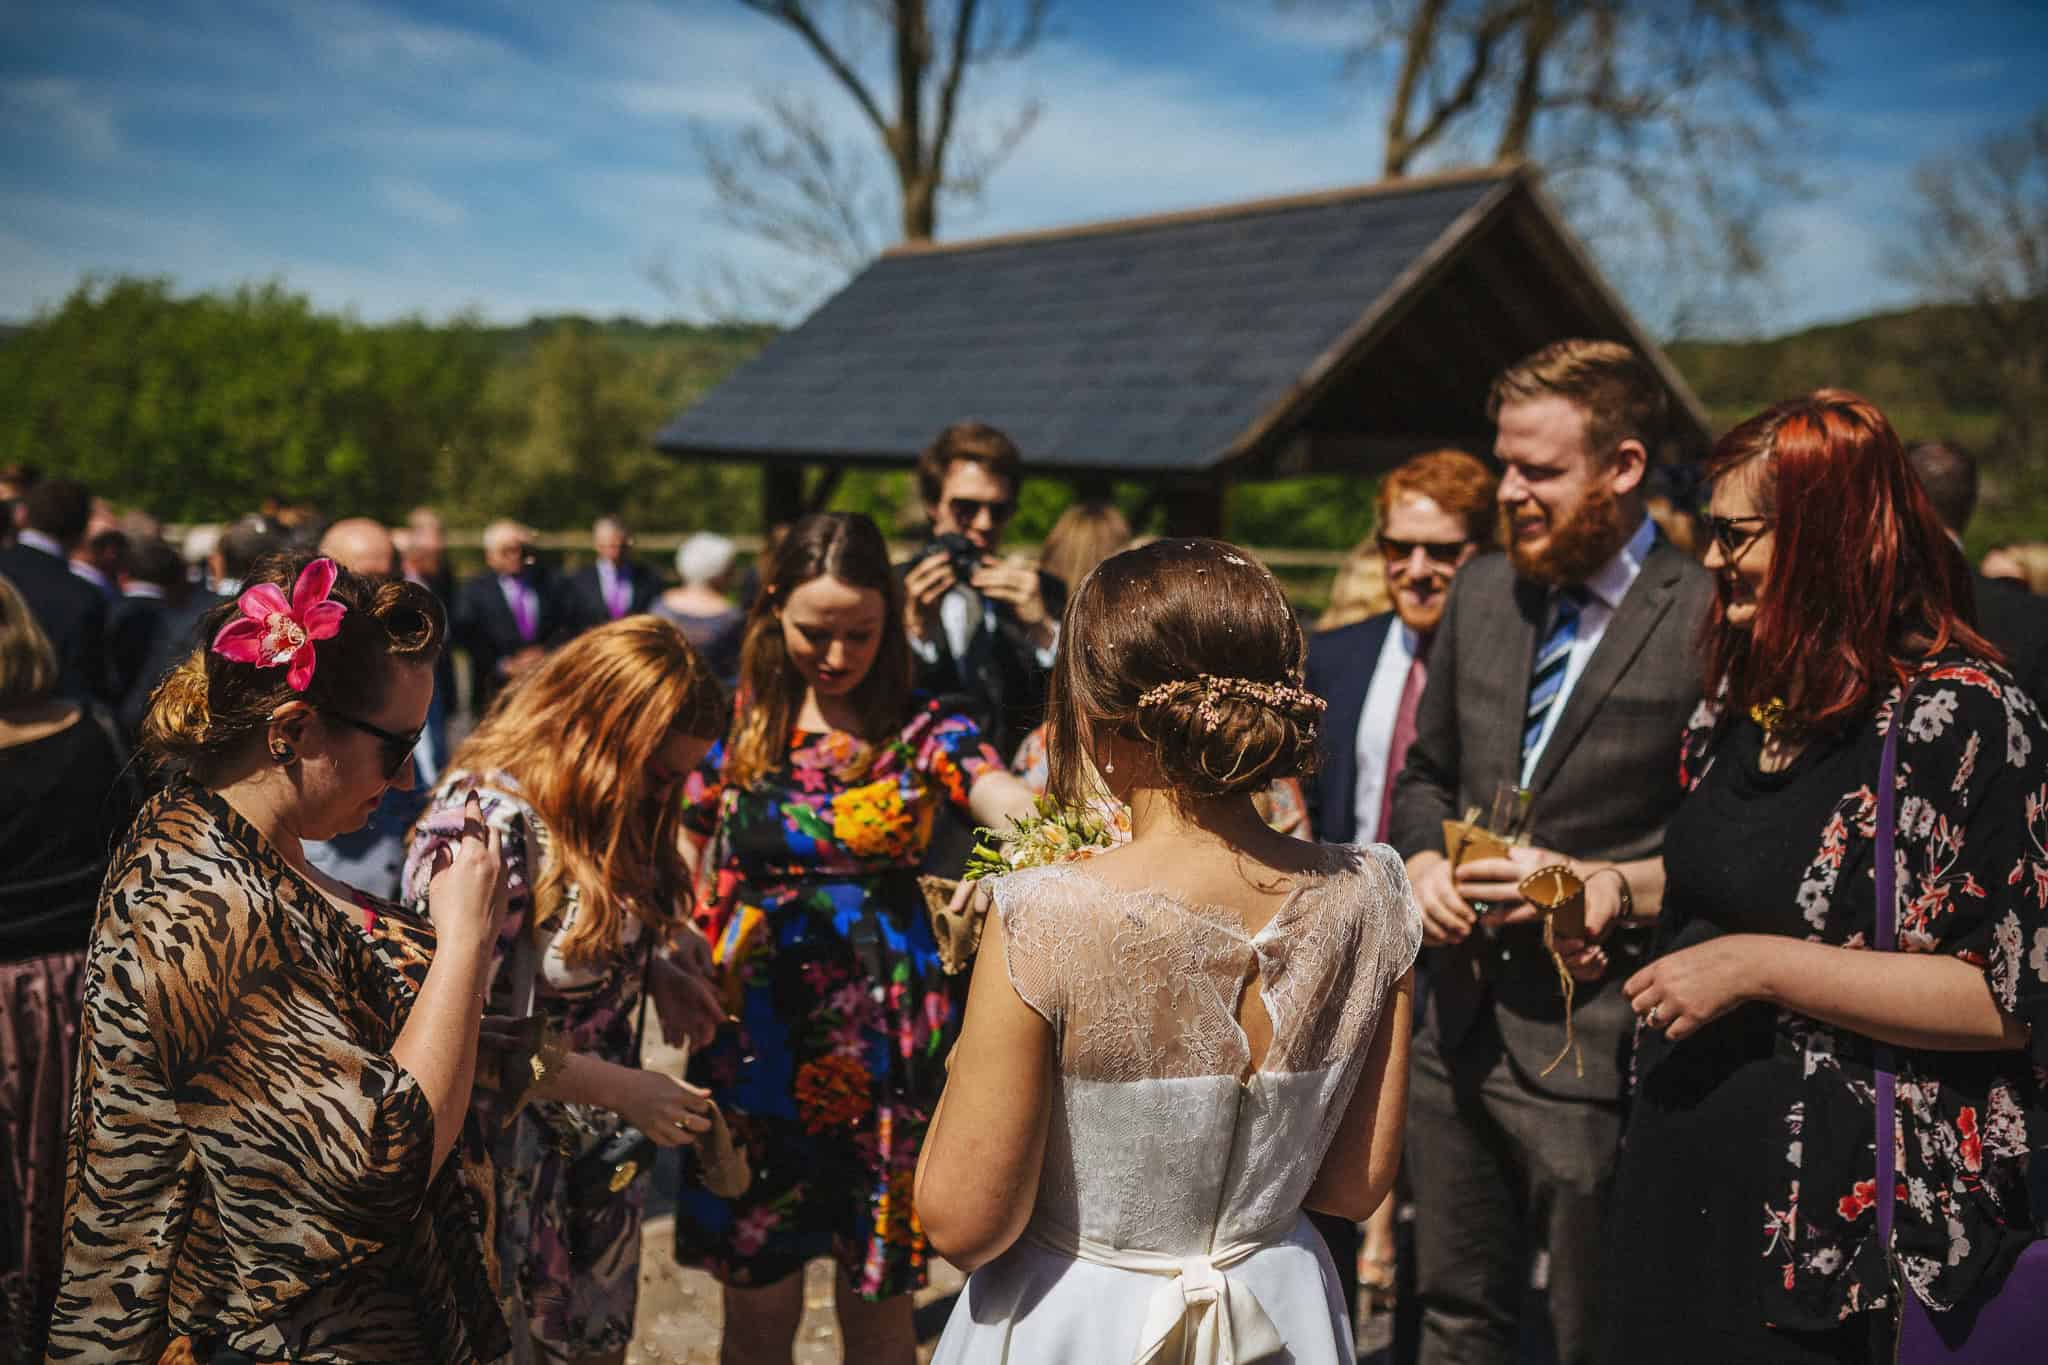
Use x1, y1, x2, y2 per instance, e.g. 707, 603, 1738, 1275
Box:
673, 700, 1000, 1299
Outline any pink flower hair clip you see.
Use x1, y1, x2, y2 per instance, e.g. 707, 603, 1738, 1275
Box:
211, 557, 347, 691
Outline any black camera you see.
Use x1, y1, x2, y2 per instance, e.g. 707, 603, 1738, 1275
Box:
925, 532, 985, 584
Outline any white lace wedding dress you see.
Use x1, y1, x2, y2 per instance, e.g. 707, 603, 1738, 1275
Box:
931, 843, 1423, 1365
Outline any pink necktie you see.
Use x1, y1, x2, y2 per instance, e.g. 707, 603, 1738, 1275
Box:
605, 571, 629, 619
1376, 645, 1429, 842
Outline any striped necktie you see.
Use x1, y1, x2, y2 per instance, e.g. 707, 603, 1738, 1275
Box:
1523, 587, 1589, 769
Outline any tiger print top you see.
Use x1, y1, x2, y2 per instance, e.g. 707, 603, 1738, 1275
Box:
46, 782, 511, 1364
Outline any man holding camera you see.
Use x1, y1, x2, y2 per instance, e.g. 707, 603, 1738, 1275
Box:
900, 420, 1064, 762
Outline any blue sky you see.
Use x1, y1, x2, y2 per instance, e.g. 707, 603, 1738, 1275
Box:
2, 0, 2044, 338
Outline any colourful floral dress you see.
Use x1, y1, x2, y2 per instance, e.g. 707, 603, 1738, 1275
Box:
403, 771, 669, 1365
1606, 657, 2048, 1359
674, 700, 1001, 1299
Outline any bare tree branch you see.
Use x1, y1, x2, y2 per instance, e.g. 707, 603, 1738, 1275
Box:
699, 0, 1051, 305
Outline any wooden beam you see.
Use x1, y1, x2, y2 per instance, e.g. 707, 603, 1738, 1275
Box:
803, 465, 844, 514
762, 465, 805, 530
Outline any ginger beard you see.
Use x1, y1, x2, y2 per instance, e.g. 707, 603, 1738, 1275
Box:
1505, 472, 1631, 588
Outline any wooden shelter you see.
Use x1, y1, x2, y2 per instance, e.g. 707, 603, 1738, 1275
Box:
655, 163, 1709, 535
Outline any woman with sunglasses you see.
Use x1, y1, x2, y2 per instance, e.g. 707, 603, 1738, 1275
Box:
1602, 393, 2048, 1362
402, 615, 729, 1365
51, 554, 516, 1363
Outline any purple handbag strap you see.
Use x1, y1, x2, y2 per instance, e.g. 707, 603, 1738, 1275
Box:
1874, 684, 1908, 1249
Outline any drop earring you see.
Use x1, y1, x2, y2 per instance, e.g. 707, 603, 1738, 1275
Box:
1103, 754, 1115, 774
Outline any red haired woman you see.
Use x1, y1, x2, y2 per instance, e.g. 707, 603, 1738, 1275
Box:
1604, 392, 2048, 1362
402, 616, 729, 1365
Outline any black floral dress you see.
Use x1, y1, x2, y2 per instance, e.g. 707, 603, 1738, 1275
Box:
1606, 658, 2048, 1361
672, 700, 1000, 1299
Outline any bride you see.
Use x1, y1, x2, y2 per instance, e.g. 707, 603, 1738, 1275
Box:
916, 537, 1421, 1363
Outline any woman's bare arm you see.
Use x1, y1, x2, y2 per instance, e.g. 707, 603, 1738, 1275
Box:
1304, 969, 1414, 1221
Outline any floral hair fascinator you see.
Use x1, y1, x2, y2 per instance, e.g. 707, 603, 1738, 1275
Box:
211, 557, 347, 691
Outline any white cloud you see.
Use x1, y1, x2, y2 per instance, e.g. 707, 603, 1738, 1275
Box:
1, 76, 121, 159
375, 176, 468, 229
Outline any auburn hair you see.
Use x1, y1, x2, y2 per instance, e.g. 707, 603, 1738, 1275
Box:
724, 512, 912, 792
1038, 500, 1132, 594
1487, 339, 1667, 463
447, 616, 725, 966
1700, 389, 2001, 736
1373, 447, 1499, 547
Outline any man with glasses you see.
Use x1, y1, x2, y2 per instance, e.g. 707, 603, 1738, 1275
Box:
1387, 341, 1713, 1365
899, 420, 1065, 759
1303, 447, 1495, 1342
454, 519, 559, 719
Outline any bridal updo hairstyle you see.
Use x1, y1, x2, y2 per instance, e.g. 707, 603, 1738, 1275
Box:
1045, 537, 1321, 806
143, 552, 445, 783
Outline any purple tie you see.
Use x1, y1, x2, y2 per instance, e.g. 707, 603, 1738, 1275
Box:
503, 577, 535, 642
605, 568, 629, 619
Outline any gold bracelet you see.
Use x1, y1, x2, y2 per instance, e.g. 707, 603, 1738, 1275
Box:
1586, 866, 1634, 926
528, 1026, 570, 1090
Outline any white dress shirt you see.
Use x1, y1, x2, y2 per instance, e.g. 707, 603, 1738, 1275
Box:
1519, 514, 1657, 786
1352, 620, 1425, 844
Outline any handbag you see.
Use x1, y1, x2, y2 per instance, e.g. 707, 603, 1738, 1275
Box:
563, 935, 660, 1202
1872, 683, 2048, 1361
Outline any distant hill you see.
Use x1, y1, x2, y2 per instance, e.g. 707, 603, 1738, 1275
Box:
1668, 304, 1998, 447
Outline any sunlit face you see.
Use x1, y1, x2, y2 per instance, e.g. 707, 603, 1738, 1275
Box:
1379, 492, 1478, 634
648, 726, 714, 792
485, 534, 530, 576
780, 574, 886, 697
1494, 395, 1642, 584
290, 659, 434, 841
593, 523, 628, 566
1703, 465, 1775, 631
928, 461, 1017, 555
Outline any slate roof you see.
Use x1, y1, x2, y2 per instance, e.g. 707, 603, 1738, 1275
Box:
656, 165, 1706, 476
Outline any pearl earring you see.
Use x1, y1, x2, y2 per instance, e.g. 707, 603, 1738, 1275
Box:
1103, 755, 1115, 774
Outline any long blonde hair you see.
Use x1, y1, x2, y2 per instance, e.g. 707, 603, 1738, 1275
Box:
448, 616, 725, 965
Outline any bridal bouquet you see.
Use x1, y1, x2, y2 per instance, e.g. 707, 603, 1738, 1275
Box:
963, 796, 1131, 880
922, 797, 1130, 974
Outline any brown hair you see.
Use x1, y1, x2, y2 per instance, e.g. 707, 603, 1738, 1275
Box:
1487, 339, 1667, 463
142, 553, 445, 783
0, 574, 57, 710
1701, 390, 1999, 737
448, 616, 725, 966
1038, 501, 1132, 592
915, 420, 1022, 506
1045, 538, 1321, 805
1374, 447, 1499, 546
725, 513, 912, 791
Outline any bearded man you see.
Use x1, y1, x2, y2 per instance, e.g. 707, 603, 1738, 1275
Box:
1387, 340, 1714, 1365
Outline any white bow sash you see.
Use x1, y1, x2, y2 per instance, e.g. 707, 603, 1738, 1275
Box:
1023, 1219, 1290, 1365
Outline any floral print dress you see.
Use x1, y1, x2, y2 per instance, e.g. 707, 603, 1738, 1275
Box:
1607, 657, 2048, 1359
403, 771, 668, 1365
673, 700, 1000, 1299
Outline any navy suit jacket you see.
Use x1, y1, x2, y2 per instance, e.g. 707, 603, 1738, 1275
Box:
559, 561, 659, 635
1302, 611, 1397, 846
0, 543, 110, 702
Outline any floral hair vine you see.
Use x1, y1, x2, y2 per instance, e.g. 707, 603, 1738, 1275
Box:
211, 557, 347, 691
1136, 674, 1328, 731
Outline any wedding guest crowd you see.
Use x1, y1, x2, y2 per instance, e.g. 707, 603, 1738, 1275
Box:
3, 335, 2045, 1365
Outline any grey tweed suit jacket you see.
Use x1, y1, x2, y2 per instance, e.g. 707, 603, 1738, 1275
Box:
1388, 539, 1714, 1101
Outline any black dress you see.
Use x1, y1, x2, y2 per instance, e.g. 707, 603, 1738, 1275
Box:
1604, 717, 1877, 1364
1605, 663, 2048, 1362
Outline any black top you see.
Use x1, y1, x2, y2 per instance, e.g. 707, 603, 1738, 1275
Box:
0, 710, 136, 959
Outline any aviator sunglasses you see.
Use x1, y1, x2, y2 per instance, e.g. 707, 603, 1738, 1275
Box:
1377, 534, 1471, 567
944, 496, 1017, 526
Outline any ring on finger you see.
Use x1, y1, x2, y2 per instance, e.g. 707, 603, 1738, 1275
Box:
1644, 1005, 1662, 1028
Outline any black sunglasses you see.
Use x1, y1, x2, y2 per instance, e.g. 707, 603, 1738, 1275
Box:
945, 496, 1016, 526
1377, 535, 1471, 567
326, 710, 424, 780
1701, 513, 1771, 561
